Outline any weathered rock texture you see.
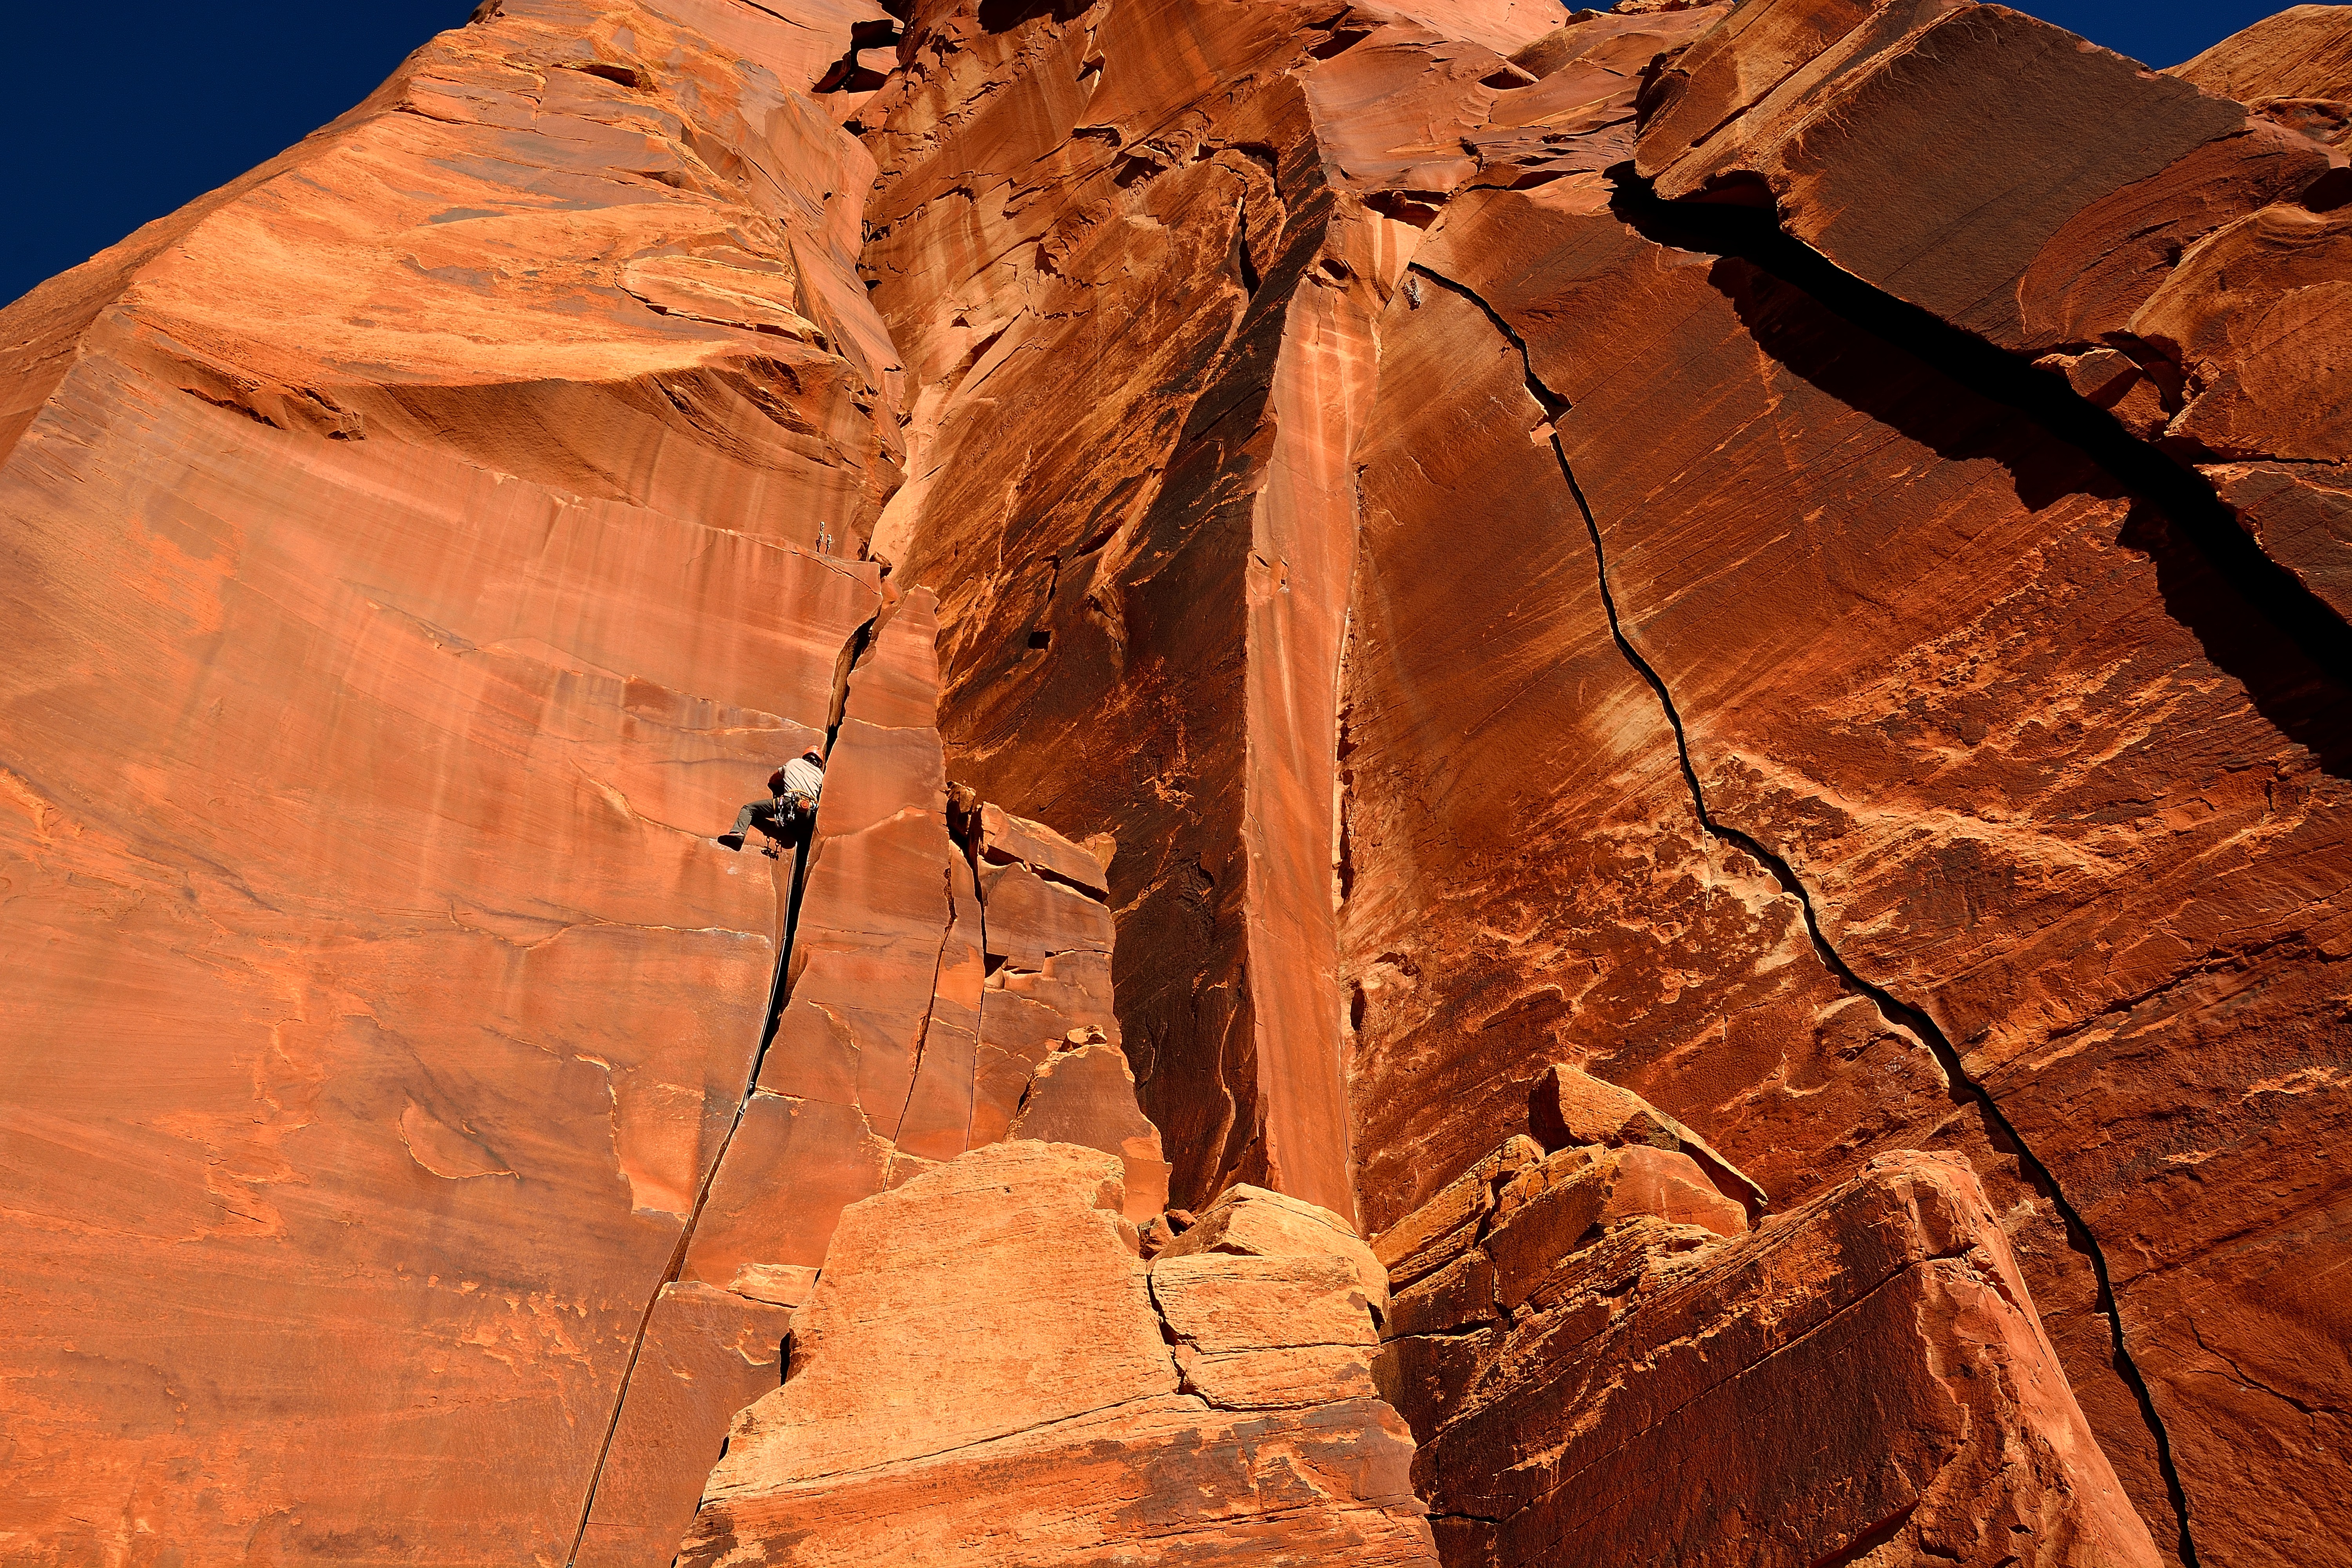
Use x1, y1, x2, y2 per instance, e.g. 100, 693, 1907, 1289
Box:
676, 1140, 1438, 1565
0, 0, 897, 1559
1336, 9, 2352, 1562
1379, 1143, 2160, 1568
579, 592, 1151, 1562
2173, 4, 2352, 104
6, 0, 2352, 1563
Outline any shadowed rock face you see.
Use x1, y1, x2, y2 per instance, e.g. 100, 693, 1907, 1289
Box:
6, 0, 2352, 1564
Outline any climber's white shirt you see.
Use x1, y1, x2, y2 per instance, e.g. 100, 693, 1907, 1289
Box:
780, 755, 825, 800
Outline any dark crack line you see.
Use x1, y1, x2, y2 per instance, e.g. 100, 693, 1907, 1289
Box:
888, 863, 961, 1147
964, 829, 989, 1150
562, 610, 879, 1568
1410, 256, 2202, 1568
2190, 1320, 2347, 1419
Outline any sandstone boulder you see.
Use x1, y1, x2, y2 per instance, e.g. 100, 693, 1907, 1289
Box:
1383, 1151, 2161, 1568
1159, 1181, 1391, 1317
677, 1141, 1438, 1566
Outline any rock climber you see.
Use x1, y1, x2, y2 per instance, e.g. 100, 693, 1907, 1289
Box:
717, 747, 824, 851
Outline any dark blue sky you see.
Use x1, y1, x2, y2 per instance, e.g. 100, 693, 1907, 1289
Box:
0, 0, 2296, 310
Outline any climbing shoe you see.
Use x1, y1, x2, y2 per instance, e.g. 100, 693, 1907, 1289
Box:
716, 832, 745, 851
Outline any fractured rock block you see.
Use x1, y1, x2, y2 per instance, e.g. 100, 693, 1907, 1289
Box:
1007, 1042, 1172, 1222
979, 861, 1114, 971
1160, 1182, 1391, 1316
1486, 1144, 1747, 1312
1392, 1152, 2160, 1568
1526, 1062, 1768, 1218
1153, 1252, 1382, 1409
970, 982, 1078, 1147
2130, 200, 2352, 461
1373, 1131, 1749, 1346
2128, 201, 2352, 620
1373, 1136, 1545, 1289
976, 801, 1111, 896
677, 1140, 1438, 1566
971, 806, 1127, 1152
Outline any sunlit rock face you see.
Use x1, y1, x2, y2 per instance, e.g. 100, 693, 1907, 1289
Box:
0, 0, 898, 1559
4, 2, 2350, 1566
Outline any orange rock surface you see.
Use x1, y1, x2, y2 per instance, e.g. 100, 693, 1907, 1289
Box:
5, 0, 2352, 1564
583, 590, 1156, 1560
0, 0, 892, 1558
677, 1141, 1437, 1565
1381, 1145, 2160, 1568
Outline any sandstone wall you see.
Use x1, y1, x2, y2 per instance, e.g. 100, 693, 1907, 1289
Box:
5, 0, 2351, 1565
0, 0, 897, 1558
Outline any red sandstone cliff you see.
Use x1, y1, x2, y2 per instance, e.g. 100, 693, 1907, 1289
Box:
3, 0, 2349, 1565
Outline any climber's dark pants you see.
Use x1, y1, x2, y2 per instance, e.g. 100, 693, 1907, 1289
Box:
730, 796, 808, 843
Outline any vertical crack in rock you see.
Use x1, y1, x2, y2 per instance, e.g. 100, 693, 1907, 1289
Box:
968, 840, 987, 1151
889, 864, 961, 1147
761, 611, 879, 1062
563, 610, 880, 1568
1408, 257, 2204, 1568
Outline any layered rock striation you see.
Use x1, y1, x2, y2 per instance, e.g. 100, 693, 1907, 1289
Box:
1384, 1141, 2158, 1567
5, 0, 2351, 1565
